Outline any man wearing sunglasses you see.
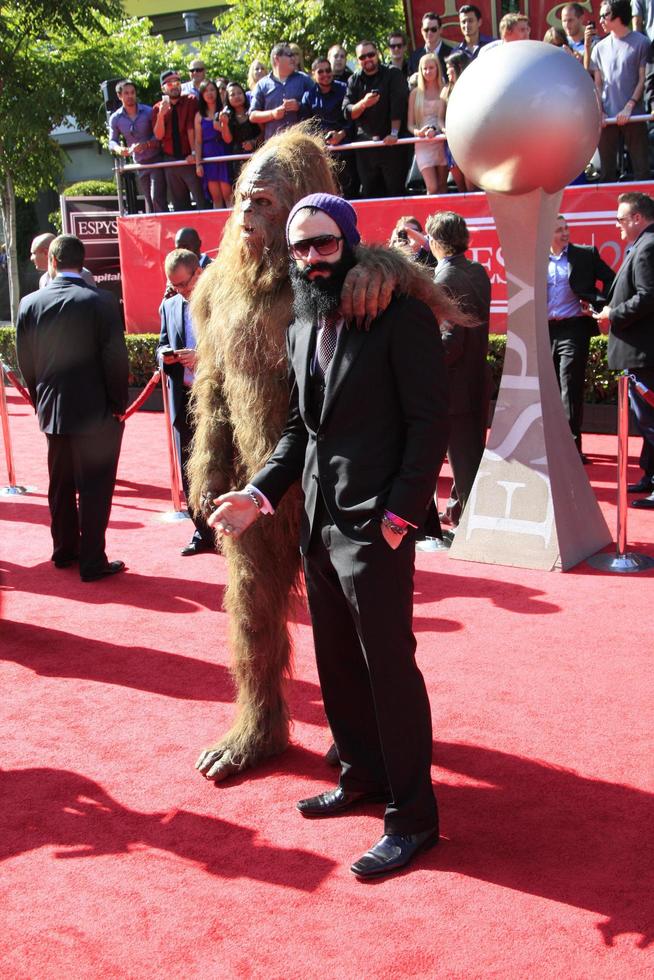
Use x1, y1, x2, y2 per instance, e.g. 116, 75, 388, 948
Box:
181, 59, 206, 98
208, 193, 449, 878
408, 11, 454, 76
249, 42, 314, 141
387, 31, 409, 78
343, 41, 409, 197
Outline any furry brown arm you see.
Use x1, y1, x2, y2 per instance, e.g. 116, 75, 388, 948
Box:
343, 244, 473, 330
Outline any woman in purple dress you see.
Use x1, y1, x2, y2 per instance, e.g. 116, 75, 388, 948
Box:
194, 80, 233, 208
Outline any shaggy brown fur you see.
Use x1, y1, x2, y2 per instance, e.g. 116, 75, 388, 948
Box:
188, 126, 468, 777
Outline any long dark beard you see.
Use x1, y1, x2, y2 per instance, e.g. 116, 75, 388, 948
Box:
289, 247, 357, 321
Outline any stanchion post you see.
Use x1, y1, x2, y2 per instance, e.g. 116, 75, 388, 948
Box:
0, 358, 28, 495
616, 372, 629, 555
587, 372, 654, 573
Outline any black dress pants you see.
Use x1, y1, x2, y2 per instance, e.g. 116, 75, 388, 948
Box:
303, 496, 438, 835
355, 145, 408, 198
175, 387, 213, 546
46, 418, 124, 576
549, 317, 591, 452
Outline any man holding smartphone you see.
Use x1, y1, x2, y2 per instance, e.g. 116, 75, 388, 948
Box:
249, 42, 313, 141
343, 40, 409, 197
157, 249, 215, 555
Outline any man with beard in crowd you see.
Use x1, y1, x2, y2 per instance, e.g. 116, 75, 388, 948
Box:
207, 194, 449, 879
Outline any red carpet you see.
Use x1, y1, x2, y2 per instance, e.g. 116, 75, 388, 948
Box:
2, 388, 653, 978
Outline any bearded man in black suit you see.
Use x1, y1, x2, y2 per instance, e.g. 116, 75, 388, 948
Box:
595, 191, 654, 508
207, 193, 451, 879
16, 235, 128, 581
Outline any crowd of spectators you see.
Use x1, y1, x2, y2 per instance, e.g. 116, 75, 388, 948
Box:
108, 5, 654, 212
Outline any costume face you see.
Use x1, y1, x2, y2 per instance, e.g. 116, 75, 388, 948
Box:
551, 219, 570, 252
237, 179, 287, 255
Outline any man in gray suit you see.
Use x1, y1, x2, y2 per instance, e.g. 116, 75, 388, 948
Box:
427, 210, 491, 527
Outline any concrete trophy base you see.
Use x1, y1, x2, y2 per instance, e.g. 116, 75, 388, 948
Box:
449, 188, 612, 571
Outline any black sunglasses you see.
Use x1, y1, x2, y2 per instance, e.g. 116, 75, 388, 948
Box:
424, 25, 441, 32
190, 67, 205, 72
358, 52, 377, 61
289, 234, 343, 258
390, 42, 405, 49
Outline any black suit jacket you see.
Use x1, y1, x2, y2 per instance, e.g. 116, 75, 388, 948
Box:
434, 254, 491, 415
157, 293, 190, 428
606, 225, 654, 370
566, 242, 615, 311
15, 277, 128, 434
408, 42, 454, 78
252, 294, 449, 552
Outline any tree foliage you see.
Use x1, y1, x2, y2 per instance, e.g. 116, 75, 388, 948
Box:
198, 0, 406, 86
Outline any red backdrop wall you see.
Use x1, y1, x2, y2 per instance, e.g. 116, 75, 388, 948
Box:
118, 182, 639, 334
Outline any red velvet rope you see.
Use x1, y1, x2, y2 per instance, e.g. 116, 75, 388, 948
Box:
118, 369, 162, 421
630, 375, 654, 408
1, 360, 33, 406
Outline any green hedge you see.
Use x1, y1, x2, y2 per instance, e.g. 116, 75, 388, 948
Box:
0, 327, 618, 404
0, 327, 159, 387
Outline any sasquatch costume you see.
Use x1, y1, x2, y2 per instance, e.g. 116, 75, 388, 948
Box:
188, 126, 464, 781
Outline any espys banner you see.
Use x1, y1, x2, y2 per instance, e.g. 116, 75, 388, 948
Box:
117, 182, 640, 333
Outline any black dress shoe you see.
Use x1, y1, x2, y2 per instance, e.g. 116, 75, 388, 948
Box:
53, 556, 78, 569
628, 477, 654, 493
631, 493, 654, 509
351, 827, 439, 879
324, 743, 340, 767
81, 560, 126, 582
181, 539, 214, 556
297, 785, 387, 818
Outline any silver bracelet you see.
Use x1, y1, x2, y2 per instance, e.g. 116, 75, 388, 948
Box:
245, 487, 262, 511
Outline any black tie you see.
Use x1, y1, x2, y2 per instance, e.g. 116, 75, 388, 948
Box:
171, 104, 183, 158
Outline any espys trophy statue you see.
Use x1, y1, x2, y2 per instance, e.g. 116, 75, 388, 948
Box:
445, 41, 611, 571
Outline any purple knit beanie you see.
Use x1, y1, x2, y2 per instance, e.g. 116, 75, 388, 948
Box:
286, 193, 361, 248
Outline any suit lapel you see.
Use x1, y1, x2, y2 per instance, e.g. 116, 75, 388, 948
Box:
291, 318, 317, 428
320, 324, 366, 425
174, 295, 186, 348
608, 241, 638, 302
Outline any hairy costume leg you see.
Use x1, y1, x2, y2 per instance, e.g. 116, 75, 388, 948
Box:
197, 488, 303, 780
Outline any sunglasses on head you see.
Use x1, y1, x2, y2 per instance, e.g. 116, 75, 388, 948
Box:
289, 234, 343, 259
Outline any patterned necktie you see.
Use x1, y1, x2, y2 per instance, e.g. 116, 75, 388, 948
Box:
317, 316, 338, 378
